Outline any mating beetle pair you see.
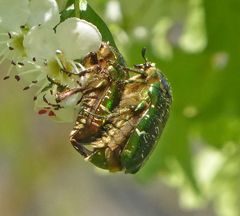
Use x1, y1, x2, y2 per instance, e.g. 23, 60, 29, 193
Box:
85, 62, 172, 173
47, 43, 172, 173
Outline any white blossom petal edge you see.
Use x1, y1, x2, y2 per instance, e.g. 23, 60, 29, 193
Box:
0, 0, 30, 32
56, 18, 102, 60
27, 0, 60, 28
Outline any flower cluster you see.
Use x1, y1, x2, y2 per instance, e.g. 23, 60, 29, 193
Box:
0, 0, 102, 122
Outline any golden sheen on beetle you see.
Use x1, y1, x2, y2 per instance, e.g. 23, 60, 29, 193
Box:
43, 43, 172, 174
68, 45, 172, 174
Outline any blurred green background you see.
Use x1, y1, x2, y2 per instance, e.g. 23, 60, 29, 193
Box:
0, 0, 239, 215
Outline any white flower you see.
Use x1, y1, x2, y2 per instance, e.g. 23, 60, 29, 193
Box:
22, 17, 102, 122
34, 81, 82, 122
23, 18, 102, 61
0, 0, 30, 32
0, 0, 60, 79
23, 17, 102, 86
0, 0, 60, 58
0, 1, 103, 123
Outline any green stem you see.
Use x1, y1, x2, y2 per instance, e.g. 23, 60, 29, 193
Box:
74, 0, 80, 18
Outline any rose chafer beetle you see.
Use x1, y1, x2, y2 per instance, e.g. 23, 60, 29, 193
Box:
74, 49, 172, 173
47, 45, 172, 173
48, 42, 130, 156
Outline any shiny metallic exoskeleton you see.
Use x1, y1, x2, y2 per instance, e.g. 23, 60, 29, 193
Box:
69, 46, 172, 173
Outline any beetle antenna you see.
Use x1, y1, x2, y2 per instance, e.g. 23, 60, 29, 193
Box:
141, 47, 148, 64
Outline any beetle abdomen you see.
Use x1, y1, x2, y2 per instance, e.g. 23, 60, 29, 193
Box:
121, 79, 172, 173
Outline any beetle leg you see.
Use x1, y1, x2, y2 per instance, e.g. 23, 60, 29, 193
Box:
123, 79, 146, 84
104, 107, 131, 121
56, 87, 84, 102
61, 64, 101, 77
122, 66, 147, 77
70, 138, 92, 158
82, 109, 107, 119
105, 101, 147, 120
56, 79, 108, 103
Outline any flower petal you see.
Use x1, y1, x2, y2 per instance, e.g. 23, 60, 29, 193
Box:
0, 0, 30, 32
55, 0, 68, 12
27, 0, 60, 28
23, 25, 58, 60
56, 18, 102, 60
15, 61, 44, 85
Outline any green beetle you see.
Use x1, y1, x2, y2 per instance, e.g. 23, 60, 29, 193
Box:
83, 58, 172, 173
